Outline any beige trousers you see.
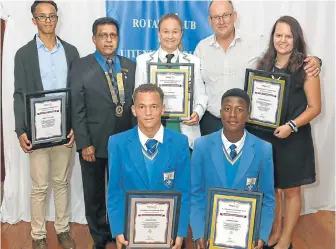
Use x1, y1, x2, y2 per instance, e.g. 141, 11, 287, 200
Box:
29, 145, 73, 240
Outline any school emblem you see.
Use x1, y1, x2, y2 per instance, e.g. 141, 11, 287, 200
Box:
163, 171, 175, 188
246, 177, 257, 191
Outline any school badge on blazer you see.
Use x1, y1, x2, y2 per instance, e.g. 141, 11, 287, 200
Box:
163, 171, 175, 188
246, 177, 257, 191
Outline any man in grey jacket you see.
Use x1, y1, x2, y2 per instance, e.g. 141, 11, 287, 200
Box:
13, 1, 79, 249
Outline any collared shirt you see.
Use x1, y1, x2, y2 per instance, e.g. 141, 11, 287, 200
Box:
96, 50, 116, 70
36, 35, 68, 91
194, 30, 266, 117
138, 125, 164, 148
158, 47, 179, 63
221, 129, 246, 155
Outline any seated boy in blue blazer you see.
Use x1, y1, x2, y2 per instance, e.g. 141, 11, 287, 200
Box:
107, 83, 190, 249
190, 88, 275, 249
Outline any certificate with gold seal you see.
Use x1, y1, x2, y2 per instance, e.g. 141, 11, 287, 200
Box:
147, 62, 194, 121
125, 191, 181, 249
244, 69, 291, 132
205, 188, 263, 249
25, 88, 71, 150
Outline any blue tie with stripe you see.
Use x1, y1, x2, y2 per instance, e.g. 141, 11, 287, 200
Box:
106, 58, 118, 90
229, 144, 237, 159
145, 139, 158, 156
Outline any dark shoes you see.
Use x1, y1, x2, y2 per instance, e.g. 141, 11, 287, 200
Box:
32, 238, 48, 249
57, 231, 76, 249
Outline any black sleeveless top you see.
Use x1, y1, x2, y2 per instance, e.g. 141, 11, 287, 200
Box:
248, 66, 316, 188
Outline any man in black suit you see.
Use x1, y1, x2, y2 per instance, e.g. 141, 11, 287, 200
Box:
13, 1, 79, 249
70, 17, 136, 249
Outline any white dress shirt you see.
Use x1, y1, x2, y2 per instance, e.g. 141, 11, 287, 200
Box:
158, 47, 179, 63
138, 125, 164, 148
194, 29, 266, 117
221, 129, 246, 155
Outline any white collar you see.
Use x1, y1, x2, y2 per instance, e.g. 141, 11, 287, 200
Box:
221, 129, 246, 154
138, 125, 164, 148
209, 29, 242, 48
158, 47, 179, 63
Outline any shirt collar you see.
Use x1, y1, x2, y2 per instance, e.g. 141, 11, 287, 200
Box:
158, 47, 179, 63
209, 28, 242, 48
95, 50, 116, 65
36, 34, 62, 50
138, 125, 164, 148
221, 129, 246, 153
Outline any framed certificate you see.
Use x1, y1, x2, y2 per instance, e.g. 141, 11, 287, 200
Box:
147, 62, 194, 121
125, 191, 181, 249
244, 69, 291, 132
25, 88, 71, 150
205, 188, 263, 249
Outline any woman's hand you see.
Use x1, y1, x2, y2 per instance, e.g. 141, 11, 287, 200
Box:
274, 124, 292, 139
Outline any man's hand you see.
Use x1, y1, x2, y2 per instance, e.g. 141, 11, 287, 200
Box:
64, 129, 75, 148
82, 145, 96, 162
304, 56, 321, 77
182, 112, 200, 126
172, 236, 184, 249
18, 133, 33, 153
116, 234, 129, 249
253, 239, 264, 249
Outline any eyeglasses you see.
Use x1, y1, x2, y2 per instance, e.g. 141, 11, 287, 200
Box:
96, 33, 118, 40
34, 14, 58, 22
210, 12, 234, 22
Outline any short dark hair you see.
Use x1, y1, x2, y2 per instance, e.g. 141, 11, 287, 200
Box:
133, 84, 164, 103
221, 88, 250, 109
31, 1, 58, 15
92, 17, 120, 36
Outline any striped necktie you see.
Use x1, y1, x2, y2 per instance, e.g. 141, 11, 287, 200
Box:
229, 144, 237, 160
145, 139, 159, 156
106, 58, 117, 89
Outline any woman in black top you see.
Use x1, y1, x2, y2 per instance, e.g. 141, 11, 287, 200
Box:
254, 16, 321, 249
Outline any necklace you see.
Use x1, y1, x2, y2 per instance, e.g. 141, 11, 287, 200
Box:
275, 57, 288, 69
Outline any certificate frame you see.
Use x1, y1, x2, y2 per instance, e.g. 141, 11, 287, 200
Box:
147, 62, 194, 122
244, 69, 291, 132
205, 188, 263, 249
25, 88, 71, 150
125, 190, 181, 249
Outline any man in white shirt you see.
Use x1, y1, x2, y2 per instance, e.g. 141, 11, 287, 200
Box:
195, 0, 321, 135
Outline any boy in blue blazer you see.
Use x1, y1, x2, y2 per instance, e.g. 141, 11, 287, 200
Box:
107, 84, 190, 249
190, 88, 275, 249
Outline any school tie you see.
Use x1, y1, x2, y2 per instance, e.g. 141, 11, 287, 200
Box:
166, 53, 174, 63
145, 139, 159, 156
106, 58, 117, 89
229, 144, 237, 160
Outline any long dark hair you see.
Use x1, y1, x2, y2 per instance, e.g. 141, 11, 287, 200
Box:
257, 16, 307, 79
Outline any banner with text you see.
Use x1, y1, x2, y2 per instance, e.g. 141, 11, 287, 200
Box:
106, 0, 213, 60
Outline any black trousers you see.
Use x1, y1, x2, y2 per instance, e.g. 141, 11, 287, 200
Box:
79, 156, 112, 245
199, 111, 222, 136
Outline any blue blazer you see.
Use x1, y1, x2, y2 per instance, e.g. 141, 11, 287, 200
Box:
190, 130, 275, 243
107, 126, 191, 238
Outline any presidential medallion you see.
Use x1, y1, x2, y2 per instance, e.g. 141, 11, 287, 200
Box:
115, 105, 123, 117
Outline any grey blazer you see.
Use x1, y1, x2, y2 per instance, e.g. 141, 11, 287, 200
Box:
70, 53, 136, 159
13, 35, 79, 137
